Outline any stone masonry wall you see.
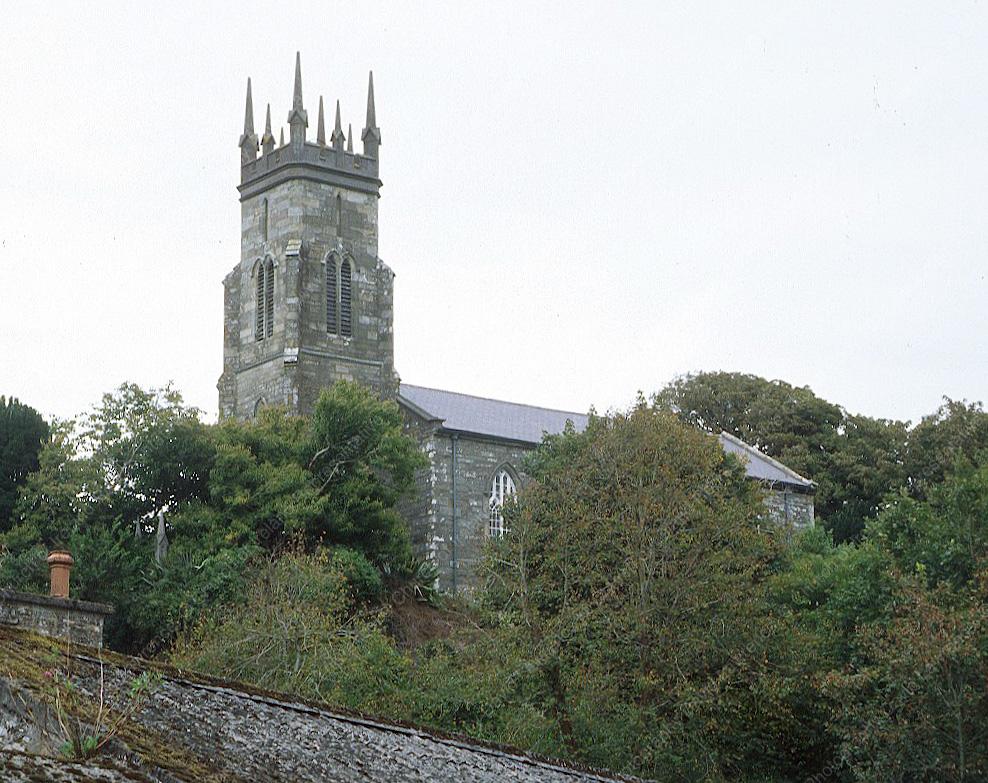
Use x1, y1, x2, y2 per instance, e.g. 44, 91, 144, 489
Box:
399, 418, 531, 593
763, 488, 815, 529
397, 414, 442, 573
220, 173, 396, 419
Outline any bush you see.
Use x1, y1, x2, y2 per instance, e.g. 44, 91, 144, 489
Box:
330, 547, 383, 603
171, 552, 412, 716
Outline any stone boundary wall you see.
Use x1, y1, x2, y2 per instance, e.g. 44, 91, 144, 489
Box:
0, 590, 112, 648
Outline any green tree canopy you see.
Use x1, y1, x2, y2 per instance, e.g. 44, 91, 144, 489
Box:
0, 380, 425, 653
478, 403, 827, 780
0, 396, 49, 532
903, 398, 988, 499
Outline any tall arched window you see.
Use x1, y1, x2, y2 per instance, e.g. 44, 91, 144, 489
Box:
326, 253, 353, 338
340, 258, 352, 337
489, 468, 517, 538
335, 194, 343, 237
261, 198, 269, 242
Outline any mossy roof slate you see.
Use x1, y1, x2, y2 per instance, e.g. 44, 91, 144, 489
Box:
0, 627, 644, 783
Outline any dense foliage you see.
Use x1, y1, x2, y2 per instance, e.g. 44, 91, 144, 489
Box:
0, 396, 50, 532
4, 376, 988, 781
0, 381, 424, 653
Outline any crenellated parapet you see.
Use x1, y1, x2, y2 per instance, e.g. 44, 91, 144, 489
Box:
239, 139, 381, 199
238, 53, 382, 201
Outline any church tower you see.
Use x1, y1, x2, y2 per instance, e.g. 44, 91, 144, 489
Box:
219, 54, 396, 419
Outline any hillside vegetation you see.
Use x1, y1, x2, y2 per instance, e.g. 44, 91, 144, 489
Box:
2, 375, 988, 782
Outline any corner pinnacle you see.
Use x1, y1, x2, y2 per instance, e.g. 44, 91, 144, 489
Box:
287, 52, 308, 148
365, 71, 376, 128
243, 78, 255, 137
239, 78, 258, 164
361, 70, 381, 158
292, 51, 304, 111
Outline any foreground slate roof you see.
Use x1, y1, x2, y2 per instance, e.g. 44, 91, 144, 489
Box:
399, 384, 814, 492
0, 751, 150, 782
0, 626, 641, 783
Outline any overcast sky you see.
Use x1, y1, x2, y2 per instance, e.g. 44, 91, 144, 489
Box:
1, 2, 985, 425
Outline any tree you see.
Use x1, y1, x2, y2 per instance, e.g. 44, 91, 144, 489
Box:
867, 459, 988, 591
826, 578, 988, 782
0, 396, 49, 532
904, 398, 988, 499
203, 381, 424, 562
305, 381, 426, 563
480, 403, 827, 780
1, 381, 426, 653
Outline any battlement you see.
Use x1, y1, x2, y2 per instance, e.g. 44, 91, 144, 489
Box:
239, 141, 381, 200
238, 52, 381, 201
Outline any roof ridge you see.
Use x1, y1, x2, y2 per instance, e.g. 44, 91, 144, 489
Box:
400, 383, 589, 419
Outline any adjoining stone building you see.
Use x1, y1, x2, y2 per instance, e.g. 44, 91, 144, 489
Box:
219, 55, 815, 594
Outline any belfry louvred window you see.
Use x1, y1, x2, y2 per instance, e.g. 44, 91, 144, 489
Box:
255, 263, 265, 341
489, 469, 516, 538
326, 254, 338, 335
327, 254, 353, 337
340, 258, 352, 337
254, 259, 275, 341
264, 259, 275, 338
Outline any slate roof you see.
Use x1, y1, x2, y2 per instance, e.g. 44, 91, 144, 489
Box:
398, 384, 814, 492
0, 626, 642, 783
718, 431, 815, 491
399, 384, 589, 444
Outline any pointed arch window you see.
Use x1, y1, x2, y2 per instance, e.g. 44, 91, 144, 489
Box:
254, 258, 275, 341
489, 468, 517, 538
326, 253, 353, 338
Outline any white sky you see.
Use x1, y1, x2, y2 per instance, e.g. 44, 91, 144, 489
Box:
1, 2, 986, 425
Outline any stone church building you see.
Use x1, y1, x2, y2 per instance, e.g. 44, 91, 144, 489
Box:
218, 55, 814, 593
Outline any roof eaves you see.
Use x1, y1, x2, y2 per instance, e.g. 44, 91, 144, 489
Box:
438, 426, 542, 447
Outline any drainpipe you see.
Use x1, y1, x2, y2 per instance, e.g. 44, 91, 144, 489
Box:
450, 433, 458, 594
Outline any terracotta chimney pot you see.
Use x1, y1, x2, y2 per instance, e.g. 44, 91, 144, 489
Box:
47, 550, 75, 599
